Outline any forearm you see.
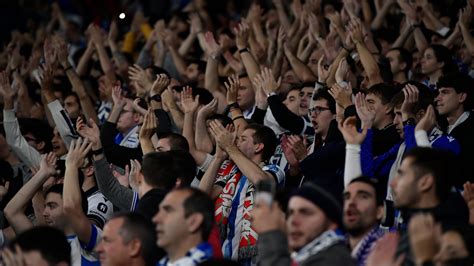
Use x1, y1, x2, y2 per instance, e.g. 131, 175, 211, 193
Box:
65, 68, 98, 123
355, 42, 383, 86
299, 42, 315, 63
195, 113, 214, 153
344, 144, 362, 188
183, 112, 197, 151
107, 106, 123, 123
326, 49, 350, 87
227, 145, 272, 185
361, 0, 373, 25
392, 26, 413, 49
178, 33, 197, 56
95, 43, 114, 76
460, 24, 474, 55
168, 47, 187, 77
370, 3, 392, 30
240, 50, 261, 86
140, 138, 155, 155
252, 22, 268, 51
413, 28, 429, 53
284, 49, 317, 82
198, 156, 223, 197
271, 50, 284, 78
167, 105, 184, 131
205, 56, 221, 93
76, 47, 94, 77
275, 5, 291, 29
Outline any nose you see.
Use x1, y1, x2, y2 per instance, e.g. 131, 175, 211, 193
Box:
153, 211, 162, 225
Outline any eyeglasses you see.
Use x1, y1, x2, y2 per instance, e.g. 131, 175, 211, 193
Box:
308, 106, 331, 115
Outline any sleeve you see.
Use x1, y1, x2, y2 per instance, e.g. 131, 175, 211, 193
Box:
86, 193, 114, 229
198, 153, 214, 172
81, 224, 101, 252
136, 48, 152, 68
257, 230, 292, 266
415, 130, 431, 147
251, 107, 267, 124
262, 164, 285, 185
403, 125, 417, 151
360, 129, 375, 178
3, 109, 42, 168
100, 121, 143, 168
93, 157, 134, 211
344, 144, 362, 188
47, 100, 78, 148
432, 135, 461, 155
267, 95, 305, 134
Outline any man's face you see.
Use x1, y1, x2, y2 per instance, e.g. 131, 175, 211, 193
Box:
309, 99, 334, 137
283, 89, 301, 116
435, 87, 465, 116
51, 128, 68, 157
343, 182, 382, 236
155, 138, 172, 152
237, 77, 255, 111
23, 132, 45, 153
389, 157, 420, 208
117, 101, 138, 134
393, 107, 405, 139
64, 95, 80, 119
185, 63, 200, 81
299, 87, 313, 116
308, 49, 324, 75
96, 218, 134, 266
153, 190, 190, 250
386, 50, 404, 75
421, 48, 443, 75
365, 93, 390, 129
43, 192, 67, 230
237, 128, 258, 159
287, 196, 332, 251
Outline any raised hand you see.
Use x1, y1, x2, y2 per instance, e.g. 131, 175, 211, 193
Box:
463, 181, 474, 225
55, 36, 69, 67
139, 108, 158, 140
65, 138, 93, 168
415, 105, 437, 133
129, 159, 141, 190
408, 213, 440, 265
253, 67, 281, 95
39, 152, 58, 177
209, 120, 235, 152
43, 37, 58, 67
317, 55, 329, 83
234, 21, 250, 49
329, 82, 353, 109
348, 18, 365, 45
335, 58, 349, 84
132, 98, 148, 116
0, 181, 10, 199
225, 74, 240, 105
401, 84, 419, 120
111, 83, 126, 108
150, 73, 170, 97
128, 64, 153, 94
40, 64, 55, 94
0, 71, 16, 99
108, 20, 119, 43
76, 117, 101, 150
286, 135, 308, 161
355, 92, 376, 129
198, 98, 218, 118
203, 31, 222, 57
180, 86, 200, 114
338, 116, 368, 145
188, 13, 203, 36
366, 232, 404, 266
112, 164, 130, 187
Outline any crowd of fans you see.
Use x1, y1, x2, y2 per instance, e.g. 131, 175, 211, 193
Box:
1, 0, 474, 265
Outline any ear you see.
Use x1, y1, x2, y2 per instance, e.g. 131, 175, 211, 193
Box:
418, 174, 435, 193
376, 205, 384, 220
137, 172, 144, 185
175, 178, 182, 188
384, 104, 393, 115
458, 92, 467, 105
128, 238, 142, 258
36, 141, 46, 152
400, 62, 407, 72
437, 61, 445, 70
255, 143, 264, 154
186, 213, 204, 234
85, 165, 94, 177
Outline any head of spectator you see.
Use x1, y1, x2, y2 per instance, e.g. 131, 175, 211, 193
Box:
42, 184, 88, 231
185, 60, 206, 85
365, 83, 399, 130
435, 72, 474, 125
19, 118, 54, 153
116, 99, 141, 135
343, 177, 384, 248
237, 75, 256, 112
434, 225, 474, 265
51, 127, 69, 157
8, 226, 71, 266
96, 212, 159, 266
287, 183, 342, 251
299, 82, 315, 116
153, 187, 215, 264
63, 92, 81, 120
421, 45, 457, 84
309, 88, 336, 141
389, 147, 454, 210
155, 132, 190, 152
237, 123, 277, 163
281, 86, 302, 116
386, 47, 413, 84
391, 82, 434, 138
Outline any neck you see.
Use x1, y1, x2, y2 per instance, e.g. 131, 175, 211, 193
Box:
413, 195, 439, 209
63, 225, 75, 236
375, 117, 392, 130
429, 70, 442, 84
82, 176, 96, 192
447, 108, 466, 126
138, 183, 154, 198
167, 236, 202, 263
348, 226, 375, 250
120, 125, 137, 135
393, 72, 408, 84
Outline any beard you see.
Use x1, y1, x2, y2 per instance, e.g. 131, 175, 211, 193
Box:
344, 223, 369, 237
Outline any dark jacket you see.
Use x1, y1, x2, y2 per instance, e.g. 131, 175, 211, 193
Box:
258, 230, 355, 266
448, 112, 474, 186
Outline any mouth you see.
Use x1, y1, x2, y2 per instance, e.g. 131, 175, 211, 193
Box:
289, 231, 303, 239
345, 209, 360, 222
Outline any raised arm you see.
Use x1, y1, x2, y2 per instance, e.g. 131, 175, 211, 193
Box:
195, 98, 218, 153
89, 24, 116, 82
283, 43, 317, 82
63, 138, 95, 244
235, 22, 260, 87
203, 32, 223, 94
4, 153, 57, 234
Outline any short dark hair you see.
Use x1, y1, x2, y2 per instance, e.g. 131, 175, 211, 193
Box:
188, 59, 207, 73
312, 88, 336, 114
388, 47, 413, 75
141, 151, 196, 190
156, 132, 190, 152
366, 83, 399, 105
428, 44, 458, 74
390, 81, 434, 112
19, 118, 54, 153
207, 114, 232, 128
348, 176, 384, 206
403, 147, 455, 202
179, 187, 215, 241
245, 124, 277, 161
111, 212, 161, 266
437, 72, 474, 110
10, 226, 71, 264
